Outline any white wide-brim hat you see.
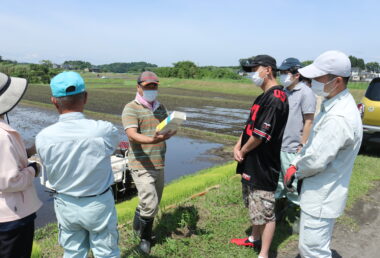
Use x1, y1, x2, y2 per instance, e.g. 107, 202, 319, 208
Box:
0, 72, 28, 115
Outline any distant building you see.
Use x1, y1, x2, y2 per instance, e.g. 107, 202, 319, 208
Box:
62, 64, 74, 70
351, 67, 360, 76
350, 67, 379, 81
89, 67, 101, 73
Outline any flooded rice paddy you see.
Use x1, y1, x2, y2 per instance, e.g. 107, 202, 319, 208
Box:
23, 85, 252, 136
177, 106, 249, 135
8, 105, 225, 228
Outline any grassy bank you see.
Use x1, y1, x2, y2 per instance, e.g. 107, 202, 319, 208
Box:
31, 152, 380, 257
116, 162, 237, 224
32, 162, 237, 257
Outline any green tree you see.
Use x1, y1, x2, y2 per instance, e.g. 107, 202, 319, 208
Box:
40, 60, 53, 68
302, 60, 313, 66
0, 62, 60, 84
97, 62, 157, 73
357, 58, 365, 70
366, 62, 380, 72
173, 61, 199, 79
152, 67, 174, 77
349, 55, 365, 70
62, 60, 92, 70
349, 55, 358, 67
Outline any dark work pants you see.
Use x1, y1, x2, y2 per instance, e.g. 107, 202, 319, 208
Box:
0, 220, 34, 258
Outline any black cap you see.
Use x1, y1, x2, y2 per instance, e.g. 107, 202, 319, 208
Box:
241, 55, 277, 72
278, 57, 302, 71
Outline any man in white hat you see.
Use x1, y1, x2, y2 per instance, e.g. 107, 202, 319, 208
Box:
284, 50, 363, 257
0, 72, 42, 258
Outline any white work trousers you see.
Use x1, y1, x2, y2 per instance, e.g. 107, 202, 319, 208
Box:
299, 210, 336, 258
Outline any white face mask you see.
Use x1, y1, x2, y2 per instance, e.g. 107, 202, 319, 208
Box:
142, 90, 158, 102
250, 69, 265, 87
311, 78, 337, 97
280, 74, 295, 88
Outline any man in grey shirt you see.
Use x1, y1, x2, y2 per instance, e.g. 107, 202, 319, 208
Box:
275, 58, 316, 225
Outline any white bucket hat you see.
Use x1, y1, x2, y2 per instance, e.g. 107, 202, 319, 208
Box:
299, 50, 351, 78
0, 72, 28, 115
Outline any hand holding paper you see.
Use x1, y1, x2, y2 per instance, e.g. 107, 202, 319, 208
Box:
156, 111, 186, 135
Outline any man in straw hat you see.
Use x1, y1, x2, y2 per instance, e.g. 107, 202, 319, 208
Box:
284, 50, 363, 257
0, 72, 42, 258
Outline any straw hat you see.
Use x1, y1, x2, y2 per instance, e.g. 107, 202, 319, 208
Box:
0, 72, 28, 115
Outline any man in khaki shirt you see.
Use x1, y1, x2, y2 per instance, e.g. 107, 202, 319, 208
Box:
122, 71, 175, 254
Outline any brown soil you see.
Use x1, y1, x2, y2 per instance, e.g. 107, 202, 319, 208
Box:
23, 84, 253, 135
207, 145, 234, 161
330, 181, 380, 258
23, 85, 253, 112
276, 181, 380, 258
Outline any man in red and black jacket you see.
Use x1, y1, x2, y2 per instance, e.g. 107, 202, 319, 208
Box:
231, 55, 289, 258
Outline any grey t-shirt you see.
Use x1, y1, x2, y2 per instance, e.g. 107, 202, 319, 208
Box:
281, 82, 316, 152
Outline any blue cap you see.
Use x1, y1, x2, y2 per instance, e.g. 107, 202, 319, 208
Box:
50, 71, 85, 97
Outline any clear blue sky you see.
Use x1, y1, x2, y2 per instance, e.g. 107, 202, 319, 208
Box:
1, 0, 379, 66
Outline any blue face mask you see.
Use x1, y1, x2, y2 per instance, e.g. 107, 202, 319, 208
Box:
143, 90, 158, 102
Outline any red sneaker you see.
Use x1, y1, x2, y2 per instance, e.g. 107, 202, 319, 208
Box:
230, 237, 255, 247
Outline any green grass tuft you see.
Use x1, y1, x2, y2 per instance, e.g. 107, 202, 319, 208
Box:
115, 162, 236, 223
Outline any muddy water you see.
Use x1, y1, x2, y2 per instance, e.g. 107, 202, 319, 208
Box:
7, 105, 224, 228
177, 106, 249, 135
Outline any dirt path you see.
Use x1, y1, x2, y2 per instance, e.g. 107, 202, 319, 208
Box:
277, 181, 380, 258
330, 181, 380, 258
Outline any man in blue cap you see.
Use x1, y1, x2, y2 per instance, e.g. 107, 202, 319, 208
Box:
36, 71, 120, 257
275, 58, 316, 230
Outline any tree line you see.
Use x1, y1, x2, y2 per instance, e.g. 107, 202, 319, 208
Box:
0, 56, 60, 84
1, 54, 379, 84
61, 60, 158, 73
240, 56, 379, 73
349, 56, 380, 72
97, 62, 157, 73
153, 61, 241, 80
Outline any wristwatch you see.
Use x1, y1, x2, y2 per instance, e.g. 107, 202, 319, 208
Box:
28, 162, 39, 177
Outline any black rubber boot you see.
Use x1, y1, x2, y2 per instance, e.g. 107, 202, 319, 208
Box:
138, 217, 154, 254
133, 208, 141, 237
